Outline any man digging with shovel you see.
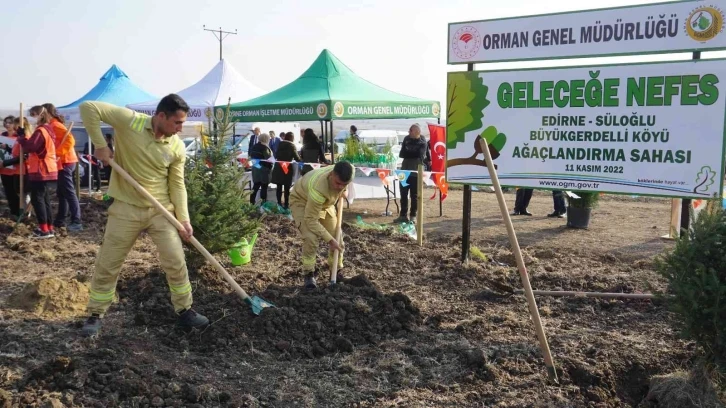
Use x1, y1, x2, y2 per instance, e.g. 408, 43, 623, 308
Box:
79, 94, 209, 337
290, 162, 353, 289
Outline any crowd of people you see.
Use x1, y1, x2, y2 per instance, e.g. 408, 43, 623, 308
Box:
0, 104, 84, 237
245, 126, 339, 208
245, 123, 432, 227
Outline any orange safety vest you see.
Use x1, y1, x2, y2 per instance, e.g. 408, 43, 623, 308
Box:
49, 118, 77, 166
10, 140, 24, 176
0, 133, 17, 176
26, 125, 58, 180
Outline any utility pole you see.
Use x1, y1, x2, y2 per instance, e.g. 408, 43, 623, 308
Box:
202, 25, 237, 61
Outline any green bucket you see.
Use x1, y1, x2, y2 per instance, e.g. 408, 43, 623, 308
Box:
228, 233, 258, 266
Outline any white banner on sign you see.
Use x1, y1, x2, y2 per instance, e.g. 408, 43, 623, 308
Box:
448, 0, 726, 64
445, 59, 726, 198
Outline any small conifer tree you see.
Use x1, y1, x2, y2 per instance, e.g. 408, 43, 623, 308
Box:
656, 204, 726, 376
184, 102, 260, 267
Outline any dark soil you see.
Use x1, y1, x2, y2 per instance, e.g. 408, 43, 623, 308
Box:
0, 190, 718, 407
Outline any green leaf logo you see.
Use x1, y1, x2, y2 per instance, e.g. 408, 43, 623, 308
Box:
478, 125, 507, 160
694, 165, 716, 193
446, 72, 490, 149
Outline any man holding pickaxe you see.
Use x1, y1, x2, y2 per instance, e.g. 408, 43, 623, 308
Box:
289, 162, 354, 289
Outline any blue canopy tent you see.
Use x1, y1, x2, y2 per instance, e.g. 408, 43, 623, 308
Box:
57, 64, 156, 194
58, 64, 156, 123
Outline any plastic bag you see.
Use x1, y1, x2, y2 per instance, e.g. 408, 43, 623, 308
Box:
258, 201, 290, 216
355, 215, 388, 231
398, 222, 417, 239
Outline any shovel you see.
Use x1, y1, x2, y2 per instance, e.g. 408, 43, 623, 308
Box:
108, 158, 274, 315
329, 197, 344, 285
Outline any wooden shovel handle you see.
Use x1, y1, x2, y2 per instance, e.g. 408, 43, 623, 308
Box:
107, 158, 252, 302
58, 122, 74, 149
330, 198, 344, 283
478, 138, 559, 383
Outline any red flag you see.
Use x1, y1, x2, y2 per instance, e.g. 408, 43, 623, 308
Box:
427, 123, 446, 173
280, 162, 289, 175
434, 174, 448, 201
377, 169, 390, 186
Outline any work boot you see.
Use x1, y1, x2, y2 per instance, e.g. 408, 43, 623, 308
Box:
304, 273, 317, 290
393, 215, 409, 224
178, 308, 209, 329
82, 315, 102, 337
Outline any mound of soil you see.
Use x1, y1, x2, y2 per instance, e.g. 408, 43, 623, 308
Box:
121, 270, 422, 359
249, 274, 422, 357
8, 278, 89, 317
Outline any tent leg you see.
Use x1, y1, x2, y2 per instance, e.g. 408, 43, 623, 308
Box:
330, 120, 335, 163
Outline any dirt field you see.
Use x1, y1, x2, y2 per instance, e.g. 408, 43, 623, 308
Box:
0, 188, 707, 407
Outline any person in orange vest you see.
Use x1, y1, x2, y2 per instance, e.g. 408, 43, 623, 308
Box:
0, 116, 20, 217
2, 116, 32, 218
0, 106, 58, 238
43, 103, 82, 232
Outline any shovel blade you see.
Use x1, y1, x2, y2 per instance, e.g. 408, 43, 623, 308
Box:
246, 296, 275, 315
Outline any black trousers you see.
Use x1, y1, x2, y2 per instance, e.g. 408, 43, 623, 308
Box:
91, 165, 101, 190
1, 174, 20, 216
276, 183, 291, 208
30, 180, 54, 226
552, 190, 567, 214
251, 183, 268, 204
399, 173, 418, 217
514, 188, 533, 212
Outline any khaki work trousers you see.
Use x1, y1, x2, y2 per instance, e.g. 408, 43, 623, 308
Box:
290, 204, 344, 274
87, 200, 193, 316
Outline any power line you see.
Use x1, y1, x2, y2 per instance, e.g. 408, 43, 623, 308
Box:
202, 25, 238, 61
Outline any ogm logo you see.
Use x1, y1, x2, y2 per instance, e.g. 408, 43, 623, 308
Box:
452, 26, 481, 60
316, 103, 328, 119
215, 107, 225, 121
333, 102, 345, 118
685, 6, 724, 42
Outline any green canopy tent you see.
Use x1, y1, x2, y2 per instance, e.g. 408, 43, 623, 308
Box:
226, 49, 441, 161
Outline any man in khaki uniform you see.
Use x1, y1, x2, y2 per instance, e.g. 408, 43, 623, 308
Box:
79, 94, 209, 336
289, 161, 354, 289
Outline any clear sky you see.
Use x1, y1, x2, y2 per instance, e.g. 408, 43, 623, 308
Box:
0, 0, 716, 113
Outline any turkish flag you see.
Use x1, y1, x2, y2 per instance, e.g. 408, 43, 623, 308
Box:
427, 124, 446, 173
377, 169, 391, 186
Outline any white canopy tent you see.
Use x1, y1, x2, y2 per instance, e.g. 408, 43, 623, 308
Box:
126, 59, 265, 121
